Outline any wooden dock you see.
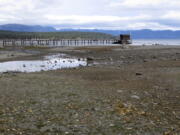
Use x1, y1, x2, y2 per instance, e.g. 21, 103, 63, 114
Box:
1, 39, 118, 47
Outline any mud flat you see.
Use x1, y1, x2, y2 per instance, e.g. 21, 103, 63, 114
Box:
0, 45, 180, 135
0, 50, 32, 61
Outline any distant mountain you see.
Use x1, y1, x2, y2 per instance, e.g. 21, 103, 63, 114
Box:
59, 29, 180, 39
0, 24, 180, 39
0, 24, 56, 32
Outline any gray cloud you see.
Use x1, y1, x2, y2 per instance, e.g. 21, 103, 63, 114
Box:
0, 0, 180, 30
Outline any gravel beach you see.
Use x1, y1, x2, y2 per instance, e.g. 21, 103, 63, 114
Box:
0, 45, 180, 135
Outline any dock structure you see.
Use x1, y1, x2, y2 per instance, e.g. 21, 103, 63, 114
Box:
114, 34, 132, 44
1, 39, 118, 47
0, 42, 3, 48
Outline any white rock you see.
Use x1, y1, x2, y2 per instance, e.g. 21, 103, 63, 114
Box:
131, 95, 140, 100
117, 90, 123, 93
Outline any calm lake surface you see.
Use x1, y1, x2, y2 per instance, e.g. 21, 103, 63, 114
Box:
133, 39, 180, 45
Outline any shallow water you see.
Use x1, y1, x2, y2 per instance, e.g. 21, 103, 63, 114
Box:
0, 54, 87, 73
133, 39, 180, 45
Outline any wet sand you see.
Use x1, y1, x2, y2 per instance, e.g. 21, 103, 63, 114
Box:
0, 45, 180, 134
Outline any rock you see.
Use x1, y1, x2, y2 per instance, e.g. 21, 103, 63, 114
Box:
153, 86, 159, 90
109, 124, 114, 127
143, 59, 149, 62
87, 57, 94, 61
78, 64, 83, 67
117, 90, 123, 93
131, 95, 140, 100
120, 56, 125, 59
136, 72, 142, 76
109, 57, 113, 61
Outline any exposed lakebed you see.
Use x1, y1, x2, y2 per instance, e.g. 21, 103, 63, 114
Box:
0, 54, 87, 73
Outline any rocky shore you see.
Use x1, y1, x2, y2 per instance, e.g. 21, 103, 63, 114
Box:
0, 45, 180, 135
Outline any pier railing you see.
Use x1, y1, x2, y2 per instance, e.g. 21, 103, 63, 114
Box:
1, 39, 118, 47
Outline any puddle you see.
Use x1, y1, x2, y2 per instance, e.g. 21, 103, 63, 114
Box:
0, 54, 87, 73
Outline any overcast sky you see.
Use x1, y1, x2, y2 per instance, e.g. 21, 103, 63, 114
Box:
0, 0, 180, 30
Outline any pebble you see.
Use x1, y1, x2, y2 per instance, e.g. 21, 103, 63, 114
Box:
131, 95, 140, 100
117, 90, 123, 93
143, 59, 148, 62
87, 57, 94, 61
136, 72, 142, 76
109, 124, 114, 127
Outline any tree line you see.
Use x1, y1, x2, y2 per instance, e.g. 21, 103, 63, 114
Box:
0, 31, 116, 40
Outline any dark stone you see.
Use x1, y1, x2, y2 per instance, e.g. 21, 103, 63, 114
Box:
136, 73, 142, 76
143, 59, 148, 62
87, 57, 94, 61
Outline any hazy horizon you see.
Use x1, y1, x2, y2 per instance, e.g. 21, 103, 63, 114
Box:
1, 23, 180, 31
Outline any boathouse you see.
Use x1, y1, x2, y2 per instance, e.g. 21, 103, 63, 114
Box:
114, 34, 132, 44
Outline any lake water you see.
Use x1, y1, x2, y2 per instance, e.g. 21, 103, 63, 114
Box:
0, 54, 87, 73
133, 39, 180, 46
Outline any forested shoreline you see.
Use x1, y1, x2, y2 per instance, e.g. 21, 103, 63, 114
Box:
0, 30, 115, 40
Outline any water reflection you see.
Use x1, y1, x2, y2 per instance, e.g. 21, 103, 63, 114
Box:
0, 54, 87, 73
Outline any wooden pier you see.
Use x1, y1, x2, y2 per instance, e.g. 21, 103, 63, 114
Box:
1, 39, 118, 47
